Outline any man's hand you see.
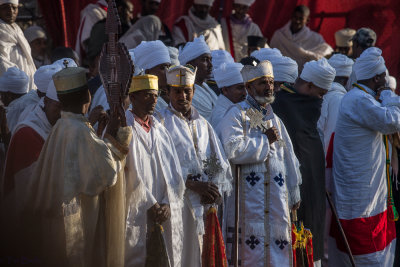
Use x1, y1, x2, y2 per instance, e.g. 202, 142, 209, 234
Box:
148, 202, 161, 222
186, 180, 221, 204
156, 204, 171, 223
88, 105, 108, 126
105, 113, 121, 138
264, 126, 280, 144
291, 201, 301, 211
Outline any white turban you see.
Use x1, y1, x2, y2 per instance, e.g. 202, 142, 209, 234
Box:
269, 56, 298, 83
128, 49, 144, 76
179, 35, 211, 65
194, 0, 214, 6
251, 48, 282, 62
211, 50, 234, 70
168, 46, 180, 66
0, 67, 29, 94
300, 58, 336, 90
386, 76, 397, 90
234, 0, 256, 6
24, 25, 47, 43
133, 40, 171, 71
45, 81, 59, 102
34, 64, 62, 93
213, 62, 244, 88
328, 54, 354, 78
0, 0, 18, 5
354, 47, 387, 81
53, 58, 78, 68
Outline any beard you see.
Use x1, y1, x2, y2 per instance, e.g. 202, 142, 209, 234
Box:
254, 95, 275, 105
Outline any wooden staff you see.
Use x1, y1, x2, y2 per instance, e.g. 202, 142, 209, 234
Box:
326, 190, 356, 267
233, 164, 241, 267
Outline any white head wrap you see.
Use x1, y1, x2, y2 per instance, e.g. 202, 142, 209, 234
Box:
34, 64, 62, 93
386, 76, 397, 91
53, 58, 78, 68
269, 56, 298, 83
328, 54, 354, 78
194, 0, 214, 6
211, 50, 234, 70
45, 81, 59, 102
168, 46, 180, 66
133, 40, 171, 71
24, 26, 47, 43
241, 60, 274, 83
251, 48, 282, 62
128, 49, 143, 76
234, 0, 256, 6
0, 67, 29, 94
300, 58, 336, 90
213, 62, 244, 88
179, 35, 211, 65
353, 47, 387, 81
0, 0, 18, 5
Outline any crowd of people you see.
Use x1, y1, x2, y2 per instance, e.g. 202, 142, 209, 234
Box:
0, 0, 399, 266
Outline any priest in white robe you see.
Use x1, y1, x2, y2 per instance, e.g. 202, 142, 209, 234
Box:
0, 0, 36, 89
216, 60, 301, 267
270, 5, 333, 70
158, 65, 232, 267
172, 0, 225, 50
221, 0, 264, 61
329, 47, 398, 267
267, 55, 298, 92
178, 36, 217, 121
124, 74, 185, 267
210, 62, 246, 129
14, 66, 132, 266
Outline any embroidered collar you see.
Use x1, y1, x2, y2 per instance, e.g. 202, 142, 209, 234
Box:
246, 95, 270, 116
131, 110, 151, 133
353, 83, 377, 98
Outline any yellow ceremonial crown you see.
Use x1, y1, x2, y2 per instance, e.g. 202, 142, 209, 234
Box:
129, 74, 158, 94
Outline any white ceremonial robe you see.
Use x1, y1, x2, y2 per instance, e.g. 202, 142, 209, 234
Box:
119, 15, 162, 49
172, 8, 225, 50
6, 90, 40, 133
221, 16, 265, 61
155, 96, 168, 114
192, 82, 218, 122
0, 19, 36, 89
270, 21, 333, 70
216, 100, 301, 267
16, 111, 131, 267
158, 106, 232, 267
210, 94, 233, 130
75, 0, 108, 58
124, 110, 185, 267
90, 85, 110, 112
329, 85, 399, 267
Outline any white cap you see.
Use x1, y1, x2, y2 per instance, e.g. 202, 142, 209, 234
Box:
53, 58, 78, 68
211, 50, 234, 70
179, 35, 211, 65
34, 64, 62, 93
24, 25, 47, 43
0, 0, 18, 5
234, 0, 256, 6
128, 49, 144, 76
328, 54, 354, 78
251, 48, 282, 62
133, 40, 171, 71
214, 62, 244, 88
386, 76, 397, 91
166, 65, 197, 87
194, 0, 214, 6
241, 60, 274, 83
45, 80, 59, 102
300, 58, 336, 90
168, 46, 180, 66
335, 28, 356, 47
0, 67, 29, 94
269, 56, 298, 83
354, 47, 387, 81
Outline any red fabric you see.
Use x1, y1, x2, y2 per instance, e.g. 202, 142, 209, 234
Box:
225, 17, 235, 59
330, 209, 396, 255
175, 18, 189, 42
3, 127, 44, 196
326, 132, 335, 168
37, 0, 400, 83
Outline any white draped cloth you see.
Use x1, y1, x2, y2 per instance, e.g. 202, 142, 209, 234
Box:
90, 85, 109, 112
329, 85, 399, 266
157, 105, 232, 267
192, 82, 218, 122
210, 94, 233, 130
124, 110, 185, 267
220, 16, 264, 61
0, 19, 36, 89
155, 96, 168, 113
270, 22, 333, 70
172, 7, 225, 50
216, 100, 301, 267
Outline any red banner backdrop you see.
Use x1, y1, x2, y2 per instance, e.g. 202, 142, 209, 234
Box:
37, 0, 400, 81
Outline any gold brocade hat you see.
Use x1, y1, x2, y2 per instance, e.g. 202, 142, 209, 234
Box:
166, 65, 197, 87
241, 60, 274, 83
52, 66, 87, 95
129, 74, 158, 93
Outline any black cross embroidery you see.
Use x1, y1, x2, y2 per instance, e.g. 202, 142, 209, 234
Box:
246, 171, 260, 186
275, 239, 288, 250
245, 235, 260, 250
274, 173, 284, 187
